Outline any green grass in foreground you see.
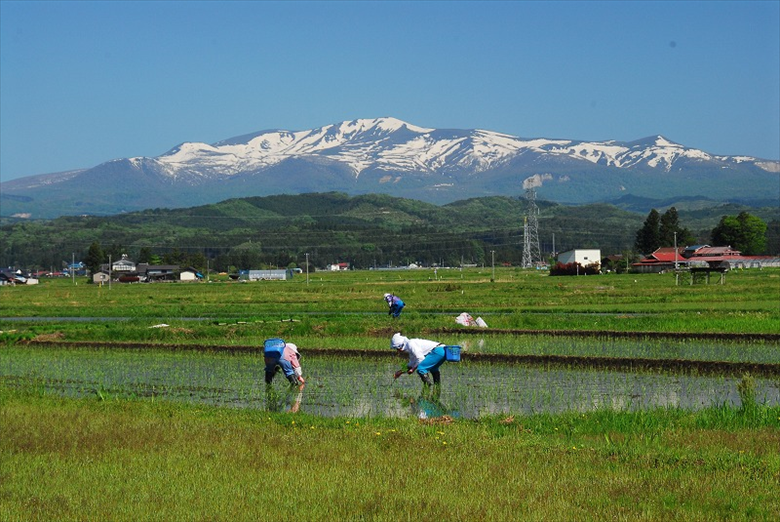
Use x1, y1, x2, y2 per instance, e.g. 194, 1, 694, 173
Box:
1, 386, 778, 522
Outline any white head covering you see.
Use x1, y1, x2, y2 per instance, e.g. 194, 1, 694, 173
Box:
391, 333, 407, 350
384, 293, 391, 298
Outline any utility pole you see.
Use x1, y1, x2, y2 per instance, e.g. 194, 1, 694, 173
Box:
552, 233, 556, 260
72, 253, 75, 285
305, 253, 309, 285
674, 232, 678, 270
491, 250, 495, 281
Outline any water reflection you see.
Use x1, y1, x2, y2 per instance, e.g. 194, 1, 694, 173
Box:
1, 346, 778, 419
392, 387, 461, 421
265, 383, 305, 413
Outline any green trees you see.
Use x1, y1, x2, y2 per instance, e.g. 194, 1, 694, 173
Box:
635, 207, 693, 255
635, 209, 661, 255
711, 212, 767, 255
84, 242, 104, 275
766, 220, 780, 255
659, 207, 694, 247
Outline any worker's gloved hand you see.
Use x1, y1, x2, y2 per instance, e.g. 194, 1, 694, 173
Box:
394, 370, 404, 379
298, 376, 305, 385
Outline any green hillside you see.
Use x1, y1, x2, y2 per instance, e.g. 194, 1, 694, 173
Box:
1, 192, 777, 271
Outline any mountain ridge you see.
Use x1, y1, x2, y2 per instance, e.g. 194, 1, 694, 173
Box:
2, 117, 778, 219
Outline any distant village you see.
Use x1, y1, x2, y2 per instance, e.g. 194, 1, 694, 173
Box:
3, 244, 779, 286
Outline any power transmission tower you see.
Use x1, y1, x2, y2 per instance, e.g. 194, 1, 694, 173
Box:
521, 188, 542, 268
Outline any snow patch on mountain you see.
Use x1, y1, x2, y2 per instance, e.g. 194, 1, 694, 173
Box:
125, 117, 770, 182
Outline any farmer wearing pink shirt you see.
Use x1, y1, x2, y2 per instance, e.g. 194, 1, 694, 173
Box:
263, 338, 305, 387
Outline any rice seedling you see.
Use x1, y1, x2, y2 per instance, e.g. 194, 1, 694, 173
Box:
3, 345, 778, 419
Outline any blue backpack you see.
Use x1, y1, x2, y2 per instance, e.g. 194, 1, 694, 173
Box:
263, 338, 286, 359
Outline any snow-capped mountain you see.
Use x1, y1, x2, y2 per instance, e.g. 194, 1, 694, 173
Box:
133, 117, 777, 180
2, 117, 778, 219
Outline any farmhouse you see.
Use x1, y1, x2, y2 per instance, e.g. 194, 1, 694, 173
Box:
93, 256, 203, 283
557, 249, 601, 269
138, 264, 180, 281
631, 247, 686, 274
633, 245, 780, 273
92, 271, 110, 284
111, 254, 136, 272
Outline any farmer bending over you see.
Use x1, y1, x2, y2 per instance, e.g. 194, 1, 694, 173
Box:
264, 338, 305, 387
391, 332, 446, 388
384, 293, 405, 318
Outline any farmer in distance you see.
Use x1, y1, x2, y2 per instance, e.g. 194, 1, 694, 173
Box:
391, 333, 447, 388
384, 293, 405, 318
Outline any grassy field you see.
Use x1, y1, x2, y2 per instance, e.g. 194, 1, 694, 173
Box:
1, 386, 778, 522
1, 267, 779, 521
1, 267, 779, 347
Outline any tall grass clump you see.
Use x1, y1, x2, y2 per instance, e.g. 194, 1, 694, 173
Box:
737, 373, 758, 411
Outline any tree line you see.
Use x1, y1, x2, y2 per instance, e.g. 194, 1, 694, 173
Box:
634, 207, 772, 256
1, 193, 777, 273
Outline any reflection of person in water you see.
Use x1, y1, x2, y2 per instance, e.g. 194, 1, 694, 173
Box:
394, 389, 458, 420
411, 394, 447, 420
265, 384, 304, 413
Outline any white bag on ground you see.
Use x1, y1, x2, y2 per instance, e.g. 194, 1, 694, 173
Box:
455, 312, 476, 326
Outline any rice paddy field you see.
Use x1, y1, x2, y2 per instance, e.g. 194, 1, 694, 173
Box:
1, 267, 779, 520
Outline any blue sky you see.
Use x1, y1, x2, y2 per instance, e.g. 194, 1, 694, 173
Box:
1, 0, 778, 183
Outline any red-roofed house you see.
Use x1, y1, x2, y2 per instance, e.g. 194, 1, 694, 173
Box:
633, 245, 780, 273
632, 247, 685, 273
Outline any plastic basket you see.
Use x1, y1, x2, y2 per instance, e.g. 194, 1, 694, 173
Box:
444, 345, 461, 362
263, 338, 286, 358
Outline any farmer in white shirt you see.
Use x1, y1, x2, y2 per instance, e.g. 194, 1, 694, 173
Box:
390, 332, 446, 387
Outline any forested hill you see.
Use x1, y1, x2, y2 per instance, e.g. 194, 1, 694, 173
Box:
1, 192, 777, 270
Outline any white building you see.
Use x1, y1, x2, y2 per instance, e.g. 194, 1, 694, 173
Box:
179, 269, 200, 282
111, 254, 136, 272
238, 269, 293, 281
557, 249, 601, 268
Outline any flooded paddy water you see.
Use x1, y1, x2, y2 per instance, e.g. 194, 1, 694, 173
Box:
2, 342, 779, 419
